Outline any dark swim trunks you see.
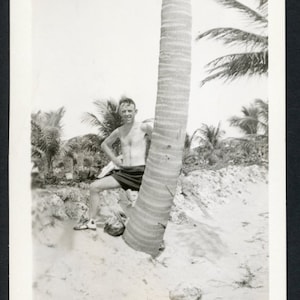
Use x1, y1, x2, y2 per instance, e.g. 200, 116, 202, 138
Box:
106, 165, 145, 191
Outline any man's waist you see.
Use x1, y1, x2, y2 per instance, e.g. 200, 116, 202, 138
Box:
120, 165, 145, 169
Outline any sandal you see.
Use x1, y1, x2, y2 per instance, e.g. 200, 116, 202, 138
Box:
73, 219, 97, 231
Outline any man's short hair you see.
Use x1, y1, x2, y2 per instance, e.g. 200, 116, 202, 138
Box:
118, 97, 136, 109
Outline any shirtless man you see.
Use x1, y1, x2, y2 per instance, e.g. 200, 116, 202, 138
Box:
74, 98, 152, 230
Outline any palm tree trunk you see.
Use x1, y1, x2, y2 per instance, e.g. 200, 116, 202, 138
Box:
123, 0, 192, 257
47, 156, 53, 175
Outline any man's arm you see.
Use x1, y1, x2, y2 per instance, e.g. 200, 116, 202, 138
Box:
101, 129, 122, 167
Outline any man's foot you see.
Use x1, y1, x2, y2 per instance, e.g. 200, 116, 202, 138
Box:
73, 219, 97, 231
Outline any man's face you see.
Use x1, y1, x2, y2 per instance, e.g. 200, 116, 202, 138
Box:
119, 103, 137, 124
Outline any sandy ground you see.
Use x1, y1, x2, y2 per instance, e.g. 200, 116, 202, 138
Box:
32, 165, 268, 300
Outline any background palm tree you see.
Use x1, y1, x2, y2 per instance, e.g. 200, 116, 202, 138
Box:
82, 99, 122, 138
254, 98, 268, 135
123, 0, 192, 257
229, 104, 260, 135
196, 0, 268, 85
181, 133, 197, 170
31, 107, 66, 174
82, 99, 122, 154
229, 99, 268, 135
228, 99, 268, 164
195, 123, 226, 166
59, 137, 82, 173
198, 122, 225, 150
182, 133, 193, 157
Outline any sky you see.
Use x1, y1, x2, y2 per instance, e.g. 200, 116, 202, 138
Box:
32, 0, 268, 140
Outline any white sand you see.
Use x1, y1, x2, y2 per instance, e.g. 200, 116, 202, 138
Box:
32, 166, 268, 300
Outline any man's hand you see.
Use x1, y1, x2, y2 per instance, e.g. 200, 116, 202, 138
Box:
113, 157, 123, 168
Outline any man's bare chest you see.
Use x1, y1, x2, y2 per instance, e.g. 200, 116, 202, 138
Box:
119, 127, 145, 146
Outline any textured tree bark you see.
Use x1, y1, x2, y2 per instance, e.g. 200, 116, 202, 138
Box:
123, 0, 192, 257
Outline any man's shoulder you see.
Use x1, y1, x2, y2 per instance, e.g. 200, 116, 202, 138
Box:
140, 121, 153, 133
138, 122, 149, 132
130, 122, 144, 130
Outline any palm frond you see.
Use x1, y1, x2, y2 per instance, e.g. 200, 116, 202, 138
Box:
229, 116, 258, 134
82, 112, 106, 133
201, 51, 268, 85
31, 145, 45, 159
93, 100, 111, 120
93, 99, 118, 120
83, 99, 122, 138
103, 100, 122, 130
255, 98, 268, 119
31, 111, 42, 123
229, 104, 260, 135
31, 120, 42, 137
214, 0, 268, 24
42, 127, 61, 155
258, 0, 268, 17
257, 120, 268, 135
106, 99, 119, 113
196, 28, 267, 49
241, 104, 259, 117
44, 107, 66, 128
228, 99, 269, 136
31, 120, 48, 153
189, 128, 201, 142
229, 115, 259, 126
31, 108, 66, 172
199, 123, 225, 148
259, 0, 268, 6
254, 99, 268, 134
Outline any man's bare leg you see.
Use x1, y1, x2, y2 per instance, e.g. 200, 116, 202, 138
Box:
74, 176, 120, 230
89, 175, 120, 219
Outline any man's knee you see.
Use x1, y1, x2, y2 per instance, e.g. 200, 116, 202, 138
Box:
90, 180, 103, 193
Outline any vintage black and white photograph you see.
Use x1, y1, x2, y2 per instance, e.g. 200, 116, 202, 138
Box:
10, 0, 285, 299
